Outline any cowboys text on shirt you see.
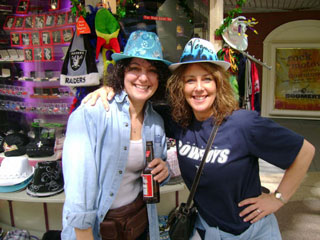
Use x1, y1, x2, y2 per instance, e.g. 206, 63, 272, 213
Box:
178, 140, 230, 164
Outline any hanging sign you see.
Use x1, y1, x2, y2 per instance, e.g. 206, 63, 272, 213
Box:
143, 15, 172, 22
76, 16, 90, 35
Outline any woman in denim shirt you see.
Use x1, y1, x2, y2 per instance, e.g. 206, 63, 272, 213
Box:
61, 31, 171, 240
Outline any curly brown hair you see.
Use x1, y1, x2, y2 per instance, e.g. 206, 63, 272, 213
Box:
166, 63, 239, 127
105, 58, 171, 102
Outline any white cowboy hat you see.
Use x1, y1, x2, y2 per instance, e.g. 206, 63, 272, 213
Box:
0, 156, 34, 186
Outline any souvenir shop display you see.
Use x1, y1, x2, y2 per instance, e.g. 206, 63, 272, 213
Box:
0, 0, 124, 200
0, 1, 198, 239
0, 0, 77, 204
0, 0, 78, 142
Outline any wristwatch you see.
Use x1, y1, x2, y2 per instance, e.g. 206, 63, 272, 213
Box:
274, 190, 287, 204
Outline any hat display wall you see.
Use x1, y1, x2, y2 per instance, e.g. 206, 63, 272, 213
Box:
112, 30, 172, 66
169, 38, 230, 71
27, 160, 64, 197
0, 156, 34, 187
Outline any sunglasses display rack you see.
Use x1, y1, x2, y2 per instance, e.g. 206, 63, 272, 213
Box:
0, 84, 29, 97
0, 100, 70, 115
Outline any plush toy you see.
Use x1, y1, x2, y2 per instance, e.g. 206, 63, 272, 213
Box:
94, 8, 122, 82
95, 8, 121, 59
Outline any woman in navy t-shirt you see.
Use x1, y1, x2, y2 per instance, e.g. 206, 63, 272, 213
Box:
164, 38, 315, 239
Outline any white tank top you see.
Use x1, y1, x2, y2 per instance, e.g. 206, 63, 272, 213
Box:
110, 139, 145, 209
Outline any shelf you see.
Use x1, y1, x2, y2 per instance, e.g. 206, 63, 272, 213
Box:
0, 183, 186, 203
0, 191, 65, 203
0, 153, 62, 166
0, 60, 23, 63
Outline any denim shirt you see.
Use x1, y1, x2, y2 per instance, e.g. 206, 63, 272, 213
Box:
61, 91, 167, 240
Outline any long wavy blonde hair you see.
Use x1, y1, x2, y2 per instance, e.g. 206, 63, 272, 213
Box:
166, 62, 239, 127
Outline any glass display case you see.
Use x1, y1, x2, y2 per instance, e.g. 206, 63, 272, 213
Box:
0, 0, 75, 138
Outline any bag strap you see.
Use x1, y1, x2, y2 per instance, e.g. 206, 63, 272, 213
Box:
185, 123, 219, 209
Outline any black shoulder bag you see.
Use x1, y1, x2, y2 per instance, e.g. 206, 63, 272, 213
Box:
167, 123, 219, 240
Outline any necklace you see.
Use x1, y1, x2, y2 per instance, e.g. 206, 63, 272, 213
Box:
131, 122, 142, 137
130, 110, 143, 138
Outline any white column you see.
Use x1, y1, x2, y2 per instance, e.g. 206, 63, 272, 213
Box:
209, 0, 224, 52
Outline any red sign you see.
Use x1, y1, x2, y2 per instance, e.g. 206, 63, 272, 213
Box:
76, 16, 91, 35
143, 15, 172, 22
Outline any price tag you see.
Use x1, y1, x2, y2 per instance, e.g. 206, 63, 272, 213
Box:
76, 16, 91, 35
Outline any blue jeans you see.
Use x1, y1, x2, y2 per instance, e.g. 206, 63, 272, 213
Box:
195, 214, 282, 240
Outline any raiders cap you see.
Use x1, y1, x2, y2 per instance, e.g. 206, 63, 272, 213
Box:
60, 33, 99, 87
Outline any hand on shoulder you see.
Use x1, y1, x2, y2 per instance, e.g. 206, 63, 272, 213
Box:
82, 86, 115, 111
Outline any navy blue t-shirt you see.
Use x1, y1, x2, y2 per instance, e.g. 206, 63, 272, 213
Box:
157, 107, 304, 235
